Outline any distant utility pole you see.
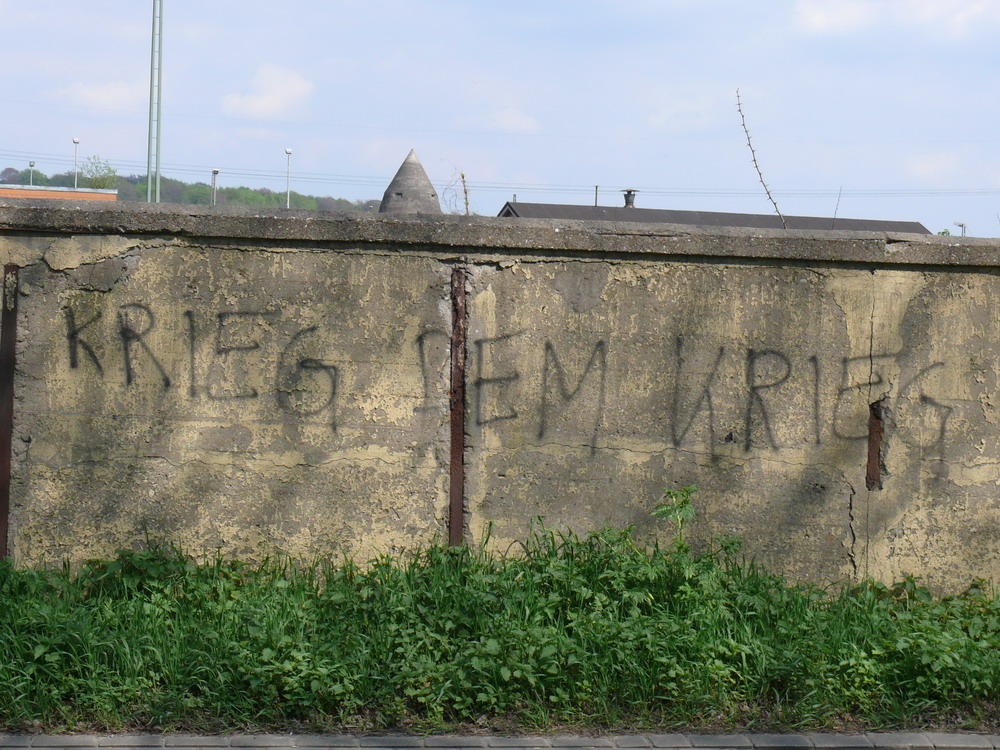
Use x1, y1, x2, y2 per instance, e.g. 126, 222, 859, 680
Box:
146, 0, 164, 203
284, 148, 292, 209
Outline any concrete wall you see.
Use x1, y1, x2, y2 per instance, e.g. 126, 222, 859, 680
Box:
1, 201, 998, 590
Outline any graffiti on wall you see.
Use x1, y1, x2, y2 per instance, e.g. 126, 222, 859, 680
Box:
62, 303, 953, 458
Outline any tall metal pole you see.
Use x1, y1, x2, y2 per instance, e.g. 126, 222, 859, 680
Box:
146, 0, 163, 202
285, 148, 292, 209
211, 169, 219, 206
154, 0, 163, 203
72, 138, 79, 188
146, 0, 156, 202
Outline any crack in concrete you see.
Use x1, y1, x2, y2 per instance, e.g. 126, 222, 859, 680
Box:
859, 271, 879, 578
847, 483, 859, 579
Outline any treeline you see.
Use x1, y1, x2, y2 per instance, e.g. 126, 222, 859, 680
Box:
0, 166, 380, 212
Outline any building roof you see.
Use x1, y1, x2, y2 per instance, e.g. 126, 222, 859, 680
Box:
497, 201, 930, 234
378, 150, 441, 215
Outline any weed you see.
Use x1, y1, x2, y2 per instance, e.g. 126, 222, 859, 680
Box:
1, 524, 1000, 732
651, 485, 697, 552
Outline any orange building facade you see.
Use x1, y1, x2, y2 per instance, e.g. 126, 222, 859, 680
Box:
0, 185, 117, 201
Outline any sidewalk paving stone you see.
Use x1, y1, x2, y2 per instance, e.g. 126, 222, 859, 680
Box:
807, 736, 873, 748
357, 739, 423, 748
867, 735, 933, 750
163, 739, 230, 747
292, 737, 361, 747
923, 735, 996, 749
486, 739, 552, 748
647, 736, 691, 748
424, 738, 488, 748
550, 740, 612, 748
98, 738, 164, 747
689, 738, 755, 749
29, 738, 99, 747
230, 737, 296, 748
0, 738, 33, 748
749, 736, 812, 749
611, 738, 652, 748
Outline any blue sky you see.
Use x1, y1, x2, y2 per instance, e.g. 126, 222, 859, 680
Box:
2, 0, 1000, 235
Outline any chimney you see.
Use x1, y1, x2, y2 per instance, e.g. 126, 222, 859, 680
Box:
622, 189, 637, 208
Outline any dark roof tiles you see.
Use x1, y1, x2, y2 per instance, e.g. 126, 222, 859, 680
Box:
498, 202, 929, 234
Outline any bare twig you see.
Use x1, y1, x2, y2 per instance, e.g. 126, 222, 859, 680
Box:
736, 89, 786, 229
832, 185, 843, 229
438, 161, 468, 215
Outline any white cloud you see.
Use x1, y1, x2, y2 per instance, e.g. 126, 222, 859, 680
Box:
57, 80, 146, 112
490, 107, 540, 134
453, 104, 541, 135
793, 0, 1000, 36
904, 152, 961, 182
231, 126, 284, 142
896, 0, 1000, 36
647, 93, 722, 132
793, 0, 879, 33
221, 65, 314, 119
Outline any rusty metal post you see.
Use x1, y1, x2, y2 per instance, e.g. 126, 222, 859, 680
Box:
866, 400, 884, 491
0, 265, 19, 558
448, 265, 467, 546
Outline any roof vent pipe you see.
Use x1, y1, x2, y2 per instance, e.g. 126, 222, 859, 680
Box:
622, 189, 637, 208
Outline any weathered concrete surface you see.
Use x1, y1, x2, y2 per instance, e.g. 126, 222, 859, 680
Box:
1, 203, 999, 589
3, 229, 452, 564
464, 260, 1000, 588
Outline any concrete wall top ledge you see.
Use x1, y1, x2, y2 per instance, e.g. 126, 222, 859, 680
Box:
1, 199, 997, 269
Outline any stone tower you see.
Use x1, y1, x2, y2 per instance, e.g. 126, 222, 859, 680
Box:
378, 150, 441, 215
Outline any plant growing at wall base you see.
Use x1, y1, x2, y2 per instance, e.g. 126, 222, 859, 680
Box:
651, 484, 697, 551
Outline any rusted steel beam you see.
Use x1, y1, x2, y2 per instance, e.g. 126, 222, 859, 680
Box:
0, 265, 18, 558
866, 400, 884, 491
448, 265, 467, 546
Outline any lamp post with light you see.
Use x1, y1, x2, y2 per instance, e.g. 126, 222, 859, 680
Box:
72, 138, 80, 188
28, 161, 35, 186
284, 148, 292, 209
211, 169, 219, 206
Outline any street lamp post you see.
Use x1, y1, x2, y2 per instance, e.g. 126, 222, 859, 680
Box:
72, 138, 80, 188
285, 148, 292, 209
211, 169, 219, 206
147, 0, 164, 202
28, 161, 35, 187
954, 222, 967, 237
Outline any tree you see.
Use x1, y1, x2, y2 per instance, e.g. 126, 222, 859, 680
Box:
81, 156, 117, 189
0, 168, 19, 184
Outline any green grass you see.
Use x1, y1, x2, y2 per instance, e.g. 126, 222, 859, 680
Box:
2, 524, 1000, 733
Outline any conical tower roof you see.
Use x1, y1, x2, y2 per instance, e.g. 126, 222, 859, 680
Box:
378, 150, 441, 215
